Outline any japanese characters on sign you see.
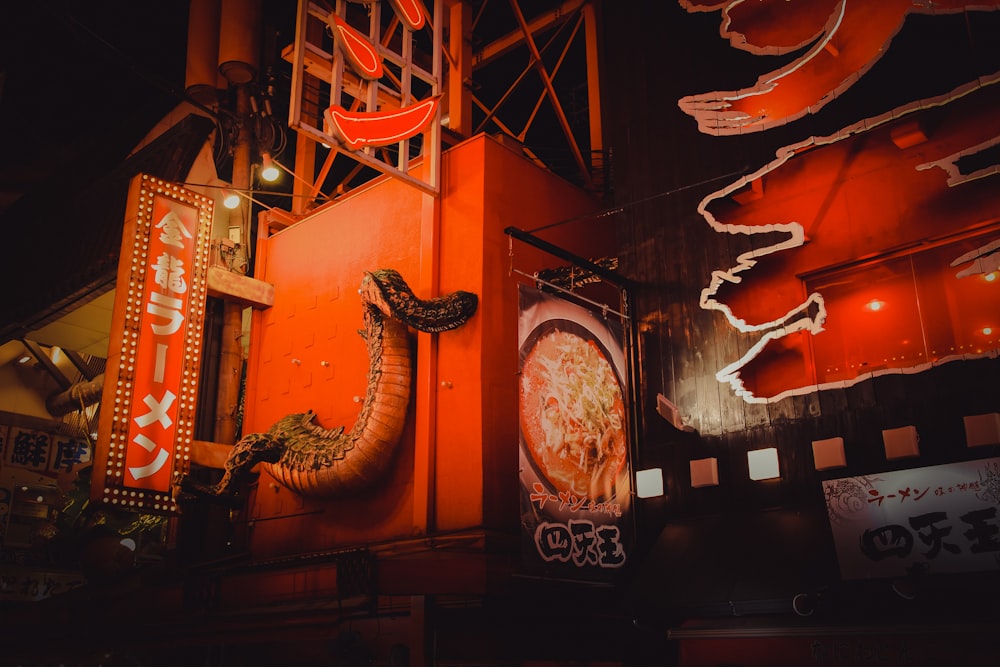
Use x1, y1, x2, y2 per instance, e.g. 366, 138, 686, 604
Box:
0, 569, 86, 602
517, 286, 633, 579
92, 175, 212, 514
2, 425, 90, 475
823, 457, 1000, 579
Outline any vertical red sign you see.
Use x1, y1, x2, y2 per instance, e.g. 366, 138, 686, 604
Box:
93, 175, 212, 513
122, 195, 197, 491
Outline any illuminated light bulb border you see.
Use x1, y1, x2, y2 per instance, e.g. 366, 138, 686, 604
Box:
98, 175, 210, 516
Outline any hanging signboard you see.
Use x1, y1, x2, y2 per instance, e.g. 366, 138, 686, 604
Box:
91, 174, 213, 514
518, 285, 633, 580
823, 457, 1000, 580
2, 423, 91, 475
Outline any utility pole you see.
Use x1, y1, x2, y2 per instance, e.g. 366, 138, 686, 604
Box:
214, 0, 262, 446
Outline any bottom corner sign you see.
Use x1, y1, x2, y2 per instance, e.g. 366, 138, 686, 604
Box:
823, 456, 1000, 580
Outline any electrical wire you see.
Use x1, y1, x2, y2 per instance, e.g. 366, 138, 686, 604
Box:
524, 165, 751, 234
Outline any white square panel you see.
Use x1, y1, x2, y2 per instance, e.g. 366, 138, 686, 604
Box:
747, 448, 780, 480
636, 467, 664, 498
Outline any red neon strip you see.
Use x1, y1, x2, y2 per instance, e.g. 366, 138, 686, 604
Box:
324, 96, 440, 149
387, 0, 426, 31
328, 13, 383, 80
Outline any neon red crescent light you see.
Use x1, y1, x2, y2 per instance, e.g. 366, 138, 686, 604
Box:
327, 13, 384, 80
324, 96, 440, 149
387, 0, 426, 31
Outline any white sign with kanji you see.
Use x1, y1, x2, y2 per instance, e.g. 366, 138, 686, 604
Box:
823, 457, 1000, 579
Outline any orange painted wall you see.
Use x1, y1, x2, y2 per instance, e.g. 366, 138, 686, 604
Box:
243, 173, 423, 558
435, 135, 606, 532
242, 134, 603, 559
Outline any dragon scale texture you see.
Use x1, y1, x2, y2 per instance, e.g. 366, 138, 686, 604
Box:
183, 269, 478, 500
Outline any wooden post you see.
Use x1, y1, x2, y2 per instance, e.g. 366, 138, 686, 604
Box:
214, 84, 252, 445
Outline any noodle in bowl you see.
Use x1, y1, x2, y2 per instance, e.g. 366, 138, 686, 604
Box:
519, 321, 627, 502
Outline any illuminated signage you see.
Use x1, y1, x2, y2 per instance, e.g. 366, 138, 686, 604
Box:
93, 175, 212, 513
823, 457, 1000, 580
322, 0, 439, 151
324, 96, 441, 150
677, 0, 1000, 135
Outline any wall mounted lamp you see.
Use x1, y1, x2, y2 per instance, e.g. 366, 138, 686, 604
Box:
217, 187, 299, 222
222, 189, 241, 210
169, 181, 307, 238
882, 425, 919, 459
747, 447, 780, 481
965, 412, 1000, 447
259, 152, 280, 182
690, 457, 719, 487
176, 181, 304, 208
636, 467, 664, 498
812, 437, 846, 470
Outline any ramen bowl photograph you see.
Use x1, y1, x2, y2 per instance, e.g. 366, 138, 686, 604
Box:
519, 319, 628, 503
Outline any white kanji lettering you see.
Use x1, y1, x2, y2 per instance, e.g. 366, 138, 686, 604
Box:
153, 342, 168, 383
146, 291, 184, 336
130, 434, 170, 480
155, 210, 193, 249
151, 252, 188, 295
134, 390, 177, 429
133, 433, 159, 452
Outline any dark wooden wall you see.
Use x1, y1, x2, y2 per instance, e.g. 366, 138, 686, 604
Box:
599, 1, 1000, 617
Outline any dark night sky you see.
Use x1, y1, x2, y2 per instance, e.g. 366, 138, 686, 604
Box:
3, 2, 999, 228
0, 1, 300, 224
0, 3, 192, 217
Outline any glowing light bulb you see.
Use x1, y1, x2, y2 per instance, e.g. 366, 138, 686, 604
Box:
865, 299, 884, 312
985, 272, 997, 283
260, 154, 280, 182
222, 190, 240, 209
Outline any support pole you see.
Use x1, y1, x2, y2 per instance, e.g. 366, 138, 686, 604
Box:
215, 84, 252, 445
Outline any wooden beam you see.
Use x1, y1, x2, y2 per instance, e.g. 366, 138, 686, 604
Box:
190, 439, 235, 469
508, 0, 593, 191
206, 267, 275, 309
583, 1, 603, 159
446, 1, 472, 136
62, 347, 99, 380
45, 373, 104, 417
21, 339, 72, 391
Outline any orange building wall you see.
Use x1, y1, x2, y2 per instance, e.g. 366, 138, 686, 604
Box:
243, 173, 423, 557
242, 134, 604, 560
435, 135, 607, 533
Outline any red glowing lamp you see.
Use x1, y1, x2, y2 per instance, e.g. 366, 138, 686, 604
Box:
864, 299, 886, 312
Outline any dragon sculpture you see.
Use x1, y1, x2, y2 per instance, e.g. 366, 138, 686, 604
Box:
180, 269, 478, 501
